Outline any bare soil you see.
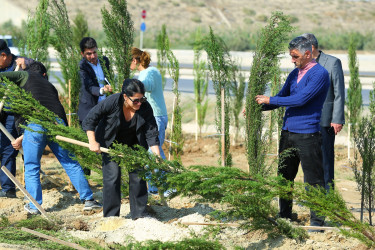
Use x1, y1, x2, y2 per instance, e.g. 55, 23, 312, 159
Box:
0, 133, 368, 249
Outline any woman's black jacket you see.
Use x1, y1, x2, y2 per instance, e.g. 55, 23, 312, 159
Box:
82, 93, 159, 150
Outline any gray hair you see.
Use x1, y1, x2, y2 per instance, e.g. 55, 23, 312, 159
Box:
288, 36, 312, 54
301, 33, 319, 49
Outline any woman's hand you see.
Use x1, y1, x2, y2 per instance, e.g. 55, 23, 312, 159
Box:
150, 145, 162, 162
87, 130, 101, 153
11, 135, 23, 150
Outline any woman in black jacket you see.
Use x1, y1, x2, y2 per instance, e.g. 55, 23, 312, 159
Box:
82, 79, 160, 219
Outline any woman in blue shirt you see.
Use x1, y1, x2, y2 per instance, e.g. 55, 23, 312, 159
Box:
130, 48, 168, 194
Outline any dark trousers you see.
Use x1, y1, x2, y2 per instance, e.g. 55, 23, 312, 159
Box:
102, 154, 148, 219
79, 120, 91, 176
278, 130, 325, 226
0, 114, 19, 192
320, 126, 335, 190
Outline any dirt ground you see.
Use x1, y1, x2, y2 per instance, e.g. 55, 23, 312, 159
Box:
0, 133, 369, 249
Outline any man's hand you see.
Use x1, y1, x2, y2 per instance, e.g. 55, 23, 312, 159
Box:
87, 130, 101, 153
255, 95, 270, 105
15, 58, 27, 70
331, 123, 343, 135
11, 135, 23, 150
88, 140, 101, 153
103, 84, 112, 93
242, 107, 246, 117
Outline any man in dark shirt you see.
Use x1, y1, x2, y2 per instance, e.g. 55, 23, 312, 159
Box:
78, 37, 112, 124
0, 62, 102, 215
0, 39, 34, 198
78, 37, 112, 176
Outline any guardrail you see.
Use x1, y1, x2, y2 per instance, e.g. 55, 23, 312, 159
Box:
48, 58, 375, 78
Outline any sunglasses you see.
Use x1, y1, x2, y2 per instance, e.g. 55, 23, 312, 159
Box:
128, 96, 147, 104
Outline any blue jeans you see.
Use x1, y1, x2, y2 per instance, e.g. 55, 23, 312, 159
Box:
147, 115, 168, 193
0, 114, 19, 192
155, 115, 168, 159
22, 122, 93, 210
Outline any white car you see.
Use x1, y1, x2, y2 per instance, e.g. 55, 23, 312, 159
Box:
0, 35, 20, 56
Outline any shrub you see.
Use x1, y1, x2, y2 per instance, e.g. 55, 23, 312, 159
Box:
191, 16, 202, 23
255, 14, 268, 22
243, 8, 256, 16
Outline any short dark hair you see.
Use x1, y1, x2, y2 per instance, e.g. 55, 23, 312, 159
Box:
288, 36, 312, 54
27, 61, 48, 80
301, 33, 319, 49
0, 39, 11, 55
79, 37, 97, 53
121, 79, 145, 96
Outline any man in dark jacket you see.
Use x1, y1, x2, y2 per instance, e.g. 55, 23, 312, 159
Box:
0, 62, 102, 215
77, 37, 112, 124
0, 39, 34, 198
78, 37, 112, 175
301, 33, 345, 191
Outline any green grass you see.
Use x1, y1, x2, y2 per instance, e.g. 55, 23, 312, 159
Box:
0, 216, 102, 249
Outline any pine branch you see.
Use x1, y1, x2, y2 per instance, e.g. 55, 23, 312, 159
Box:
0, 78, 183, 195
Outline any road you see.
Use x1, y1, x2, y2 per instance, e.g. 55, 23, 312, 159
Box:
49, 70, 372, 106
47, 49, 374, 105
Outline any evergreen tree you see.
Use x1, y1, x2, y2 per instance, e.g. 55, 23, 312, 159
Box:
169, 163, 375, 247
346, 35, 363, 160
49, 0, 81, 127
167, 48, 183, 162
19, 0, 50, 70
245, 12, 293, 176
157, 25, 169, 90
269, 68, 284, 152
346, 35, 363, 134
101, 0, 134, 92
203, 27, 235, 167
72, 10, 89, 50
193, 27, 208, 140
369, 82, 375, 119
352, 117, 375, 224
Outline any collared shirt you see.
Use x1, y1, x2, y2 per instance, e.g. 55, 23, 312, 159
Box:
297, 59, 317, 83
88, 60, 106, 102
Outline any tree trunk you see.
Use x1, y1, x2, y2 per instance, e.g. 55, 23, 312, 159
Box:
221, 88, 225, 166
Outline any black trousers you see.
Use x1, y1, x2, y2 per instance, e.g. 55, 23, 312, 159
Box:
102, 154, 148, 219
320, 126, 336, 191
79, 121, 91, 176
278, 130, 325, 226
